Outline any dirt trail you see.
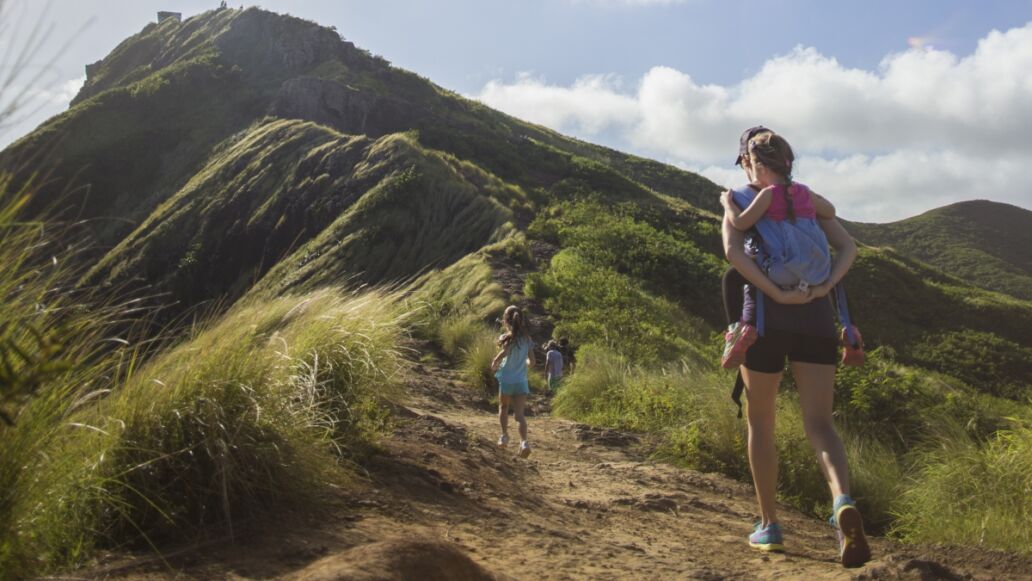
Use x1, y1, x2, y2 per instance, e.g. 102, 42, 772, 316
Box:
94, 360, 1032, 581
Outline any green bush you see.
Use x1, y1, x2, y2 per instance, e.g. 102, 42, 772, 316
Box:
528, 200, 724, 323
908, 330, 1032, 400
527, 250, 707, 365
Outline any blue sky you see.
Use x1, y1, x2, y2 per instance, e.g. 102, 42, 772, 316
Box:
2, 0, 1032, 221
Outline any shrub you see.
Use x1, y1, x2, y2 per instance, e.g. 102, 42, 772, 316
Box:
528, 200, 724, 323
528, 250, 707, 366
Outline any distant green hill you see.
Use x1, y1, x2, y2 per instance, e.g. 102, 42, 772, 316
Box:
846, 200, 1032, 300
1, 6, 1028, 398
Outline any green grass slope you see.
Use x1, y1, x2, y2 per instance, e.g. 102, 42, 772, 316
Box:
84, 119, 519, 311
846, 200, 1032, 300
2, 6, 719, 252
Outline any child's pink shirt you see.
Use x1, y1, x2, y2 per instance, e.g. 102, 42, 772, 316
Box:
766, 183, 817, 222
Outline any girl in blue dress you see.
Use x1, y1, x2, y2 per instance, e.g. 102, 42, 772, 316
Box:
491, 305, 535, 458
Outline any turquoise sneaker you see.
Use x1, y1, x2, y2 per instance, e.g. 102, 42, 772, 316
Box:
749, 521, 785, 552
831, 495, 871, 568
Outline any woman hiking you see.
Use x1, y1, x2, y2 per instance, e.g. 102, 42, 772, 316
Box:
721, 126, 871, 568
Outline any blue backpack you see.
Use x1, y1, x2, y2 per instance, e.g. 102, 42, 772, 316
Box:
730, 184, 831, 289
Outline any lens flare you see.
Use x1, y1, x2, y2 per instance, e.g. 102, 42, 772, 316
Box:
907, 36, 930, 49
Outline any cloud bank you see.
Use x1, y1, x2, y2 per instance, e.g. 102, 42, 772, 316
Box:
476, 23, 1032, 222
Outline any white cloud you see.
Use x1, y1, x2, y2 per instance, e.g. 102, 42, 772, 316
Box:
478, 73, 638, 134
475, 22, 1032, 222
0, 76, 85, 147
24, 76, 86, 106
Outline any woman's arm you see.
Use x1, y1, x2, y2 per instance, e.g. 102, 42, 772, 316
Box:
721, 188, 773, 231
722, 215, 811, 304
811, 191, 836, 220
810, 217, 858, 298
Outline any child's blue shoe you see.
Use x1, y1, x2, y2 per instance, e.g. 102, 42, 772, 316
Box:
830, 495, 871, 568
748, 521, 785, 552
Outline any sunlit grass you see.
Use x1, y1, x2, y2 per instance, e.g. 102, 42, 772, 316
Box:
0, 279, 411, 577
893, 422, 1032, 554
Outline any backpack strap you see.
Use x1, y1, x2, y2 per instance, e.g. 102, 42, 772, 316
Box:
834, 284, 859, 348
756, 287, 765, 337
731, 371, 745, 419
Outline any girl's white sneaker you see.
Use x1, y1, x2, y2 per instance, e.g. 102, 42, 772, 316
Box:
497, 434, 509, 447
518, 440, 532, 458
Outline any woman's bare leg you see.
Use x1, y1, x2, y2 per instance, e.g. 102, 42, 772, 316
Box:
742, 367, 782, 526
792, 361, 849, 498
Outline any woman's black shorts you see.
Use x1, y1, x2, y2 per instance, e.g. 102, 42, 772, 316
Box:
744, 329, 837, 373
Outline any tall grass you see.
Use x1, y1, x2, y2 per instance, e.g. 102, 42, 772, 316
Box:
554, 344, 747, 476
0, 286, 410, 578
0, 177, 145, 577
553, 344, 914, 529
435, 313, 498, 395
893, 422, 1032, 554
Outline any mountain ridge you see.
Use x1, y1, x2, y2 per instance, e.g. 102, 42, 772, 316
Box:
846, 199, 1032, 300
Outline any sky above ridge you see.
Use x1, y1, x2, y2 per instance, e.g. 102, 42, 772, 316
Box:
2, 0, 1031, 222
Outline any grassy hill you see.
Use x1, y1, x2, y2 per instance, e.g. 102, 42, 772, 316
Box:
2, 7, 1031, 576
846, 200, 1032, 300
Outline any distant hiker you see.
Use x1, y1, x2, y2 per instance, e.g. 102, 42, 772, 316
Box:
491, 305, 534, 458
557, 336, 576, 373
721, 126, 871, 568
544, 340, 563, 392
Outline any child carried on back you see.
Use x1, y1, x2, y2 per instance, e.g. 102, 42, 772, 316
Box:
720, 129, 863, 369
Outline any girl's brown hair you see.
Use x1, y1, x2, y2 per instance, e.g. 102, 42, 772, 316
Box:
498, 305, 531, 348
748, 132, 797, 222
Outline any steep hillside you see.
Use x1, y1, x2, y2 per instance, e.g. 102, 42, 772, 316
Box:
0, 7, 718, 253
846, 200, 1032, 300
83, 119, 518, 308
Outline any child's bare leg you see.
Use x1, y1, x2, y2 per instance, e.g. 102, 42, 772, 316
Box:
513, 394, 528, 441
498, 394, 511, 436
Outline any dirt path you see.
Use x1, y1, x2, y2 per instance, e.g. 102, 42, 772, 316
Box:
96, 362, 1032, 580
